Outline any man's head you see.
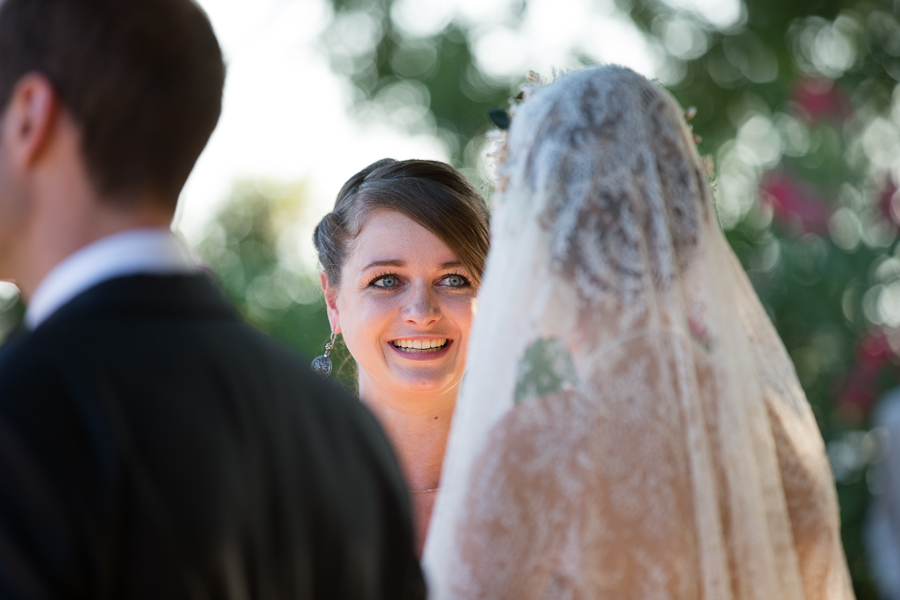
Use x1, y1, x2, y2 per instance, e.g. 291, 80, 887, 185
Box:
0, 0, 225, 206
0, 0, 224, 293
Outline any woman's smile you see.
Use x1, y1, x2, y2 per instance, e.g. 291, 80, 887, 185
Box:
390, 338, 450, 351
388, 338, 454, 360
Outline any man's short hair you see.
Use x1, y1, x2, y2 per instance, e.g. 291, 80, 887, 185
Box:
0, 0, 226, 208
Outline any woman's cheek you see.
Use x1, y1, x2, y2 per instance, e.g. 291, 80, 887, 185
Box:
448, 293, 478, 325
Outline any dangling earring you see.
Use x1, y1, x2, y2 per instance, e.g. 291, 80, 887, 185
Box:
311, 331, 337, 377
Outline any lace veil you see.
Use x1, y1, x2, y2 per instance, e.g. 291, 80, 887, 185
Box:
423, 66, 854, 599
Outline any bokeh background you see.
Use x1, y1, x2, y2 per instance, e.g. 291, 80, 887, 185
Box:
1, 0, 898, 595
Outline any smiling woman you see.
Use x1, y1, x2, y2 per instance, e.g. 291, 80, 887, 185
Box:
312, 159, 490, 555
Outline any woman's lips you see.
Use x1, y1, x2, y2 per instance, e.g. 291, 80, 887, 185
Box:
387, 339, 454, 360
391, 338, 448, 351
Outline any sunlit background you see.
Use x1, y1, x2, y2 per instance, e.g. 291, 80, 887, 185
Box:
1, 0, 900, 595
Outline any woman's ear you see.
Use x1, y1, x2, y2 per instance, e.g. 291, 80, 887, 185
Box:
320, 271, 341, 334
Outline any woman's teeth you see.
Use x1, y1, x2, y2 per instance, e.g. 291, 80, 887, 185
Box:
391, 339, 448, 352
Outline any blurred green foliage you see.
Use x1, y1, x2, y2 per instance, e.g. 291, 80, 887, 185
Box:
195, 181, 332, 361
0, 286, 23, 344
194, 181, 358, 389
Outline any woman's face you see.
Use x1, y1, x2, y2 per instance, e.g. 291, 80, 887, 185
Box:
323, 209, 477, 401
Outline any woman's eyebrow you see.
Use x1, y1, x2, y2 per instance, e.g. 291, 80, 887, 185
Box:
359, 259, 465, 274
360, 259, 404, 274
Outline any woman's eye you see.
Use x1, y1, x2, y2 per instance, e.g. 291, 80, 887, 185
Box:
442, 275, 468, 288
374, 275, 398, 288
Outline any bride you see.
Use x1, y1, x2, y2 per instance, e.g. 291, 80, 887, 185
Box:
424, 66, 854, 599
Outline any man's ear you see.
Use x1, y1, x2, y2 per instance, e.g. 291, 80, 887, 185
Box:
2, 74, 59, 168
320, 271, 341, 334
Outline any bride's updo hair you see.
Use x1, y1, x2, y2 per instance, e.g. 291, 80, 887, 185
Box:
507, 66, 712, 303
314, 159, 490, 286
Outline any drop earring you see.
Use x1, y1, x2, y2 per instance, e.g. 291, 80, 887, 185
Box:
311, 331, 337, 377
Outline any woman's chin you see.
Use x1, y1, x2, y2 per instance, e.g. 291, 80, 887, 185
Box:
382, 364, 464, 398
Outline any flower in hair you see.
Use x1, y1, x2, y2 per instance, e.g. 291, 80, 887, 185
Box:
484, 70, 551, 194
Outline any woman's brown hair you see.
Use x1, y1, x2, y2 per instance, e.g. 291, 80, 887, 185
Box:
313, 159, 491, 287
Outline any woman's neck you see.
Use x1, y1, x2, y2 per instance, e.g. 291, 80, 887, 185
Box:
358, 380, 456, 491
359, 378, 458, 557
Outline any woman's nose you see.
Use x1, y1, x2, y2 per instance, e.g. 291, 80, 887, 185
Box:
402, 285, 440, 326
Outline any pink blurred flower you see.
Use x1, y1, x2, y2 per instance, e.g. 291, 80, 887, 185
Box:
760, 173, 832, 235
790, 78, 852, 123
837, 372, 876, 424
837, 330, 900, 423
857, 330, 894, 373
879, 177, 900, 226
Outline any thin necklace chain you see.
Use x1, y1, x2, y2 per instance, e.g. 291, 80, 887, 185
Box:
408, 487, 441, 494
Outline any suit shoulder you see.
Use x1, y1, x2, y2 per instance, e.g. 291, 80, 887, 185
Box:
0, 332, 66, 399
224, 323, 396, 454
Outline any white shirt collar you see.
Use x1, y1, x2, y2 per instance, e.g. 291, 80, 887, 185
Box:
26, 228, 196, 329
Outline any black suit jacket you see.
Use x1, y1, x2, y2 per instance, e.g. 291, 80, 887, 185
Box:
0, 274, 426, 599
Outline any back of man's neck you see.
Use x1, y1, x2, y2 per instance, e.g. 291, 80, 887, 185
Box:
16, 200, 173, 300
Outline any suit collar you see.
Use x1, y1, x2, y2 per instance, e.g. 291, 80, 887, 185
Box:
26, 229, 196, 330
32, 273, 239, 334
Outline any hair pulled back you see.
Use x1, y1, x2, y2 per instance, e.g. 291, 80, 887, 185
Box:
314, 159, 490, 287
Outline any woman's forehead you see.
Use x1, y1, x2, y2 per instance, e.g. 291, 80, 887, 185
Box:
347, 209, 460, 269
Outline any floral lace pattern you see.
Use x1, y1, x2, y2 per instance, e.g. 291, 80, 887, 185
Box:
424, 66, 854, 600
